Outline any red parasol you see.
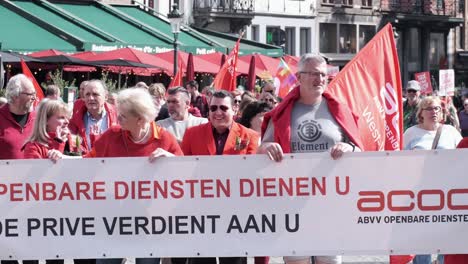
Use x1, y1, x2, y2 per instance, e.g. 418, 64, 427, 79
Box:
186, 52, 195, 82
247, 55, 256, 91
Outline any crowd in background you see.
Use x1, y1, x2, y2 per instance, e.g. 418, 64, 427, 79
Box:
1, 53, 468, 264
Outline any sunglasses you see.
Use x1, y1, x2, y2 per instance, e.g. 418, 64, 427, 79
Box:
234, 99, 241, 104
407, 89, 418, 93
209, 105, 229, 112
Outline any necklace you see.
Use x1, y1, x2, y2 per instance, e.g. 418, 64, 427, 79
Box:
131, 125, 150, 144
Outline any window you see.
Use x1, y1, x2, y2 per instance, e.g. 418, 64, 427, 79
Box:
429, 32, 446, 69
359, 25, 375, 50
408, 28, 421, 73
319, 23, 337, 53
251, 25, 259, 42
339, 24, 357, 53
342, 0, 353, 5
322, 0, 335, 4
285, 27, 296, 55
362, 0, 372, 6
266, 27, 280, 45
300, 28, 311, 54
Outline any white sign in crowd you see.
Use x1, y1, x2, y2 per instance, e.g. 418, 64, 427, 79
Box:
0, 150, 468, 259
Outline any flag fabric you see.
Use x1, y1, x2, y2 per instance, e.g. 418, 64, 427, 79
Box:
211, 34, 241, 91
327, 23, 403, 152
168, 58, 184, 88
273, 58, 297, 98
21, 59, 44, 104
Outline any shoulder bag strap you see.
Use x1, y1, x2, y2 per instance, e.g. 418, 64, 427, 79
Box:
431, 125, 443, 150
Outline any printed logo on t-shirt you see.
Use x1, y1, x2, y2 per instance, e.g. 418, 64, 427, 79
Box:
297, 120, 322, 142
292, 120, 329, 152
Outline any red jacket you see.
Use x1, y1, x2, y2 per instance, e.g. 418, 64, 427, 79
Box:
261, 86, 363, 153
69, 101, 118, 153
0, 104, 36, 160
23, 132, 66, 159
85, 122, 182, 158
181, 122, 259, 155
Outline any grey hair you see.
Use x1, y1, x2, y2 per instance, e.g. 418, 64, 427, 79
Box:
167, 86, 190, 103
117, 88, 157, 123
84, 79, 108, 96
5, 74, 34, 103
297, 54, 327, 72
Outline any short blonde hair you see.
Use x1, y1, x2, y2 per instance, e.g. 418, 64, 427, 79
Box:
416, 96, 442, 124
148, 83, 166, 98
26, 99, 71, 146
117, 88, 157, 122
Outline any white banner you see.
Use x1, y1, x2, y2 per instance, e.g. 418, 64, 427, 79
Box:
1, 150, 468, 259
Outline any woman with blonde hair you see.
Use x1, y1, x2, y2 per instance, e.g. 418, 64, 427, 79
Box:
403, 96, 462, 264
404, 96, 462, 150
23, 99, 72, 160
148, 83, 166, 116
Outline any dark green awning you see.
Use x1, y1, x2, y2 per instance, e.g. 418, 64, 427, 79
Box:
0, 3, 76, 52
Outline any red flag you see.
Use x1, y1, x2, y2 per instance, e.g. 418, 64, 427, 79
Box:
211, 34, 241, 91
168, 58, 184, 88
273, 58, 298, 98
327, 23, 403, 152
21, 59, 44, 105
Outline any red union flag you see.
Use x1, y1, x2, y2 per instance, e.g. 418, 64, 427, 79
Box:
21, 59, 44, 106
211, 35, 241, 91
327, 23, 403, 152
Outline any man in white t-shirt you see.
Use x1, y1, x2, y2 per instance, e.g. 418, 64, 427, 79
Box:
157, 86, 207, 143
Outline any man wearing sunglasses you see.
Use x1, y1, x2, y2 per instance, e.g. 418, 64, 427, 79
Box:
181, 90, 258, 264
403, 80, 422, 131
0, 74, 37, 160
257, 54, 363, 264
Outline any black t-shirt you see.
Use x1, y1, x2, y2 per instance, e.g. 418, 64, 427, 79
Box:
11, 112, 29, 128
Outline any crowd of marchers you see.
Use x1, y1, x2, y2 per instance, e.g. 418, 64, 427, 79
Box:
1, 53, 468, 264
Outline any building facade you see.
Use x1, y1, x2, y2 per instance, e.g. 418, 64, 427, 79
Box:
381, 0, 464, 86
101, 0, 466, 86
245, 0, 316, 57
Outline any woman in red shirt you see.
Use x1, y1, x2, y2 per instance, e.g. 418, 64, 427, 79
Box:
85, 88, 182, 159
86, 88, 182, 264
23, 99, 71, 160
